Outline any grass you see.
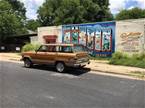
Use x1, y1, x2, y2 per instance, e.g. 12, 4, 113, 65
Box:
89, 56, 111, 61
129, 71, 145, 78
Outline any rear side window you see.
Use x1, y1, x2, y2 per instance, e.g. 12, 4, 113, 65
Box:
73, 45, 86, 52
38, 45, 48, 52
47, 46, 56, 52
59, 46, 73, 53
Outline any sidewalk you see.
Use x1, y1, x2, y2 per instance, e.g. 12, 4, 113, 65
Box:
0, 53, 21, 63
0, 53, 145, 79
86, 60, 145, 79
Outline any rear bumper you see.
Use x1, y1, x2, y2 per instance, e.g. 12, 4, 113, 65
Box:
66, 61, 90, 67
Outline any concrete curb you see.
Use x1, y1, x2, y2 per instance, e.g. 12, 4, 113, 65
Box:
90, 68, 130, 76
90, 68, 145, 80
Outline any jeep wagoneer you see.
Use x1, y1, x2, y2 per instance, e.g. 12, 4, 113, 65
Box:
21, 44, 90, 72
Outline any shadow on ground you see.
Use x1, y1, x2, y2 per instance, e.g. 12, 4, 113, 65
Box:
29, 65, 91, 76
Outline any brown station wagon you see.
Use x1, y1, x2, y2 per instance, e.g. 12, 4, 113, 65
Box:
21, 44, 90, 72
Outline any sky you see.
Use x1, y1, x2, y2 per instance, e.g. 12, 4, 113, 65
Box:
20, 0, 145, 19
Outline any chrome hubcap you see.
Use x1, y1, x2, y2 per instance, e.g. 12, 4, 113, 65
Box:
24, 60, 30, 67
56, 63, 64, 72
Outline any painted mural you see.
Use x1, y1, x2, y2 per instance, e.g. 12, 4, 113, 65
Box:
102, 29, 112, 51
62, 22, 115, 56
120, 32, 143, 53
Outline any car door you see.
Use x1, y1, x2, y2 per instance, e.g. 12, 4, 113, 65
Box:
45, 45, 57, 65
31, 45, 48, 64
56, 46, 74, 63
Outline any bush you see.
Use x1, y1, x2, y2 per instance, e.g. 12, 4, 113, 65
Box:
109, 52, 128, 64
112, 52, 123, 59
22, 43, 40, 52
132, 53, 145, 60
109, 52, 145, 68
112, 52, 128, 59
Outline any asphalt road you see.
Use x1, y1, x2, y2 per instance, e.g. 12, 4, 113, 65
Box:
0, 61, 145, 108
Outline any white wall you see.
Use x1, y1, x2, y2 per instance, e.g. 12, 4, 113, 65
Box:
116, 19, 145, 54
30, 36, 38, 44
38, 26, 62, 44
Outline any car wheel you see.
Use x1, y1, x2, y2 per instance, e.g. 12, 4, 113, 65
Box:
24, 58, 32, 68
56, 62, 65, 73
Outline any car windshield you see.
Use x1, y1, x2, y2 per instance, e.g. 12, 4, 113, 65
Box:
73, 45, 86, 52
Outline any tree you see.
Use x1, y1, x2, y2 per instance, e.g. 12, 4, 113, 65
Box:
26, 19, 40, 31
5, 0, 26, 19
37, 0, 113, 26
116, 7, 145, 20
0, 0, 27, 43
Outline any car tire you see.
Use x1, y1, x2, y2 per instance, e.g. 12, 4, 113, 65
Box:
55, 62, 65, 73
24, 58, 33, 68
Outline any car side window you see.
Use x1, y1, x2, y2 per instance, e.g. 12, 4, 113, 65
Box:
38, 45, 48, 52
59, 46, 73, 53
47, 46, 56, 52
55, 46, 59, 52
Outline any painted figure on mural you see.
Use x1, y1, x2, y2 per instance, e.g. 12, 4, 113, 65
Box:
87, 27, 95, 49
95, 30, 101, 50
79, 26, 87, 46
79, 32, 86, 43
71, 26, 79, 44
64, 32, 71, 43
102, 29, 112, 51
72, 32, 79, 44
103, 35, 110, 50
87, 32, 94, 49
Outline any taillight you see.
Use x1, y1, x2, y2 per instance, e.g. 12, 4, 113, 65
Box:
70, 57, 78, 61
74, 57, 78, 60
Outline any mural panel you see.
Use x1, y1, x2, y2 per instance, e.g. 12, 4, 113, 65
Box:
62, 22, 115, 56
79, 26, 86, 46
71, 26, 79, 44
95, 30, 102, 51
86, 26, 95, 49
63, 26, 71, 43
102, 29, 112, 51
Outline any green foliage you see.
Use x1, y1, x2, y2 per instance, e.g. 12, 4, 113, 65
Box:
89, 56, 110, 60
26, 19, 40, 31
37, 0, 113, 26
116, 7, 145, 20
22, 43, 40, 52
0, 0, 27, 42
111, 52, 128, 60
109, 52, 145, 68
5, 0, 26, 19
